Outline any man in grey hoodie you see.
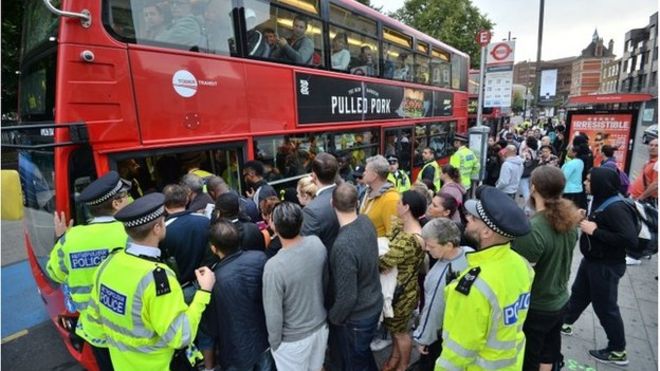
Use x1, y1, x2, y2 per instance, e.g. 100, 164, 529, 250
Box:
496, 145, 524, 198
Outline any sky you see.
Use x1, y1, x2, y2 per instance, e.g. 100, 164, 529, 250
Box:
370, 0, 658, 62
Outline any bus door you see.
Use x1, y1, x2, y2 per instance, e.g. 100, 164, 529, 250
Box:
383, 127, 413, 176
109, 141, 247, 207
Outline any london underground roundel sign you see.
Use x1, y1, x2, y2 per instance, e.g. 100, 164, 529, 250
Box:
490, 43, 513, 61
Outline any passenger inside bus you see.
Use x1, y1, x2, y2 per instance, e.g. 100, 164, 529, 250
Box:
263, 28, 278, 58
271, 15, 314, 65
140, 2, 169, 40
331, 33, 350, 71
393, 53, 411, 81
155, 0, 206, 50
205, 0, 235, 54
352, 45, 376, 76
245, 8, 270, 58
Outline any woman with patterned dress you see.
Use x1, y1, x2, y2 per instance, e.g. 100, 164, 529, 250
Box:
379, 190, 427, 371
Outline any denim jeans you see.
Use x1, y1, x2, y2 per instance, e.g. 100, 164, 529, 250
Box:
564, 258, 626, 351
330, 313, 380, 371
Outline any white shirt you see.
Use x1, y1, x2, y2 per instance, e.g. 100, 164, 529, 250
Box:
126, 243, 161, 259
331, 49, 350, 71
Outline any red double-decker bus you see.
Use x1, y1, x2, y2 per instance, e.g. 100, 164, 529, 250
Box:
6, 0, 469, 368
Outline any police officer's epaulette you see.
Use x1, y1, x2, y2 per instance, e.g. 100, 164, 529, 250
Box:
455, 267, 481, 295
109, 247, 123, 255
153, 266, 171, 296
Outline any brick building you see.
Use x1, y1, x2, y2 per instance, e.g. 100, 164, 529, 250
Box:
569, 30, 616, 96
513, 56, 576, 106
599, 58, 621, 93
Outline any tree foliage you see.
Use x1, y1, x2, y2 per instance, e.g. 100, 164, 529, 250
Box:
392, 0, 494, 68
1, 1, 23, 116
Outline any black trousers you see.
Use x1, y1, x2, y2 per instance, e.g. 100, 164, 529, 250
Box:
415, 338, 443, 371
564, 258, 627, 351
522, 306, 566, 370
90, 344, 114, 371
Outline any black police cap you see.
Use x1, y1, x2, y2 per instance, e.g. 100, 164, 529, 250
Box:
79, 171, 130, 206
454, 133, 468, 142
115, 193, 165, 228
464, 186, 530, 238
386, 155, 399, 163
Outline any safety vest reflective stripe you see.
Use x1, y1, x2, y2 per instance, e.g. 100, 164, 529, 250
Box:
418, 161, 442, 191
473, 341, 525, 369
441, 333, 477, 358
436, 357, 462, 371
57, 247, 69, 276
70, 285, 92, 295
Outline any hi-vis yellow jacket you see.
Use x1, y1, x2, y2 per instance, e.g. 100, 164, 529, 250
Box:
46, 218, 127, 313
80, 245, 210, 370
450, 146, 480, 189
436, 243, 534, 370
417, 160, 442, 192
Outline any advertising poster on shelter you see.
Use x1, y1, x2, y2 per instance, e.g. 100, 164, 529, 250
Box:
568, 113, 633, 171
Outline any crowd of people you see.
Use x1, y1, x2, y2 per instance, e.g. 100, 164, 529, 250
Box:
46, 122, 657, 371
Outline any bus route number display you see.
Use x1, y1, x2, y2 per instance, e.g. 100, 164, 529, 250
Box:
295, 73, 452, 125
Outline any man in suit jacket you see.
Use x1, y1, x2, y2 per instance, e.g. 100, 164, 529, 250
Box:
301, 153, 340, 251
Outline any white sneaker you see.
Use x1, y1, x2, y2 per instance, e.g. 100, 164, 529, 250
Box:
370, 338, 392, 351
626, 256, 642, 266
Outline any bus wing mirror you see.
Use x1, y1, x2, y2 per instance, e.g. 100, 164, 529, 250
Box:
2, 170, 24, 221
42, 0, 91, 28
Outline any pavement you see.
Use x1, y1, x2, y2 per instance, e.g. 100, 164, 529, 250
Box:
0, 218, 657, 370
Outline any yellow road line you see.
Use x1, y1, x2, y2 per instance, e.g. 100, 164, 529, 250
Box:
1, 329, 29, 344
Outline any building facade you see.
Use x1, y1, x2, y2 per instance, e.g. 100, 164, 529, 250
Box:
513, 56, 576, 106
618, 12, 658, 95
569, 30, 615, 96
599, 58, 621, 93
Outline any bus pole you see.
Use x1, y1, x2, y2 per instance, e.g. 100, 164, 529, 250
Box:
476, 45, 487, 127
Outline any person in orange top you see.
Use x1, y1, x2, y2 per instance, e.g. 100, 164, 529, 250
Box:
629, 138, 658, 203
359, 155, 401, 237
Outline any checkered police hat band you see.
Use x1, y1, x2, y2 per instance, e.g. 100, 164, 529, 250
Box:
476, 201, 515, 239
86, 180, 124, 206
124, 206, 165, 228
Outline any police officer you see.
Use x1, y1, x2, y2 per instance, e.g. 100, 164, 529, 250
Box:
437, 186, 533, 370
386, 155, 411, 193
86, 193, 215, 370
416, 147, 441, 193
450, 134, 480, 191
46, 171, 130, 370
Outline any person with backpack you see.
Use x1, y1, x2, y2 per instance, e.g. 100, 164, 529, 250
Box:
561, 167, 638, 366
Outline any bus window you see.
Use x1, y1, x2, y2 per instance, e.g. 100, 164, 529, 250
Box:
105, 0, 236, 55
328, 129, 379, 168
69, 147, 97, 225
22, 0, 58, 57
414, 54, 431, 84
384, 127, 413, 172
19, 148, 56, 277
383, 28, 413, 81
274, 0, 320, 15
244, 0, 324, 67
110, 145, 245, 196
328, 26, 379, 75
451, 54, 468, 91
429, 122, 456, 159
431, 48, 451, 88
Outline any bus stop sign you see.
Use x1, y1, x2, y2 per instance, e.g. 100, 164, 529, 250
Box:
476, 30, 491, 47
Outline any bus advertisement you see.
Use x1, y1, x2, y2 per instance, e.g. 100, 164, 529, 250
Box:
4, 0, 470, 368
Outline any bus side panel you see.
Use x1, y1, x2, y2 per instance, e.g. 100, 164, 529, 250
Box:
128, 50, 250, 144
243, 64, 297, 133
57, 44, 141, 150
455, 92, 468, 133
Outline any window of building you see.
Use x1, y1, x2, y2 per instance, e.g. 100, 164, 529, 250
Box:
635, 55, 642, 71
651, 71, 657, 87
430, 48, 451, 88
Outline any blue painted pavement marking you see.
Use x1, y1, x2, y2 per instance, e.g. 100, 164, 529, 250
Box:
1, 260, 49, 337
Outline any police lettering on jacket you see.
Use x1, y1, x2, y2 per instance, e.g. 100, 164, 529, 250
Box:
100, 284, 127, 315
503, 292, 530, 325
69, 249, 110, 269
